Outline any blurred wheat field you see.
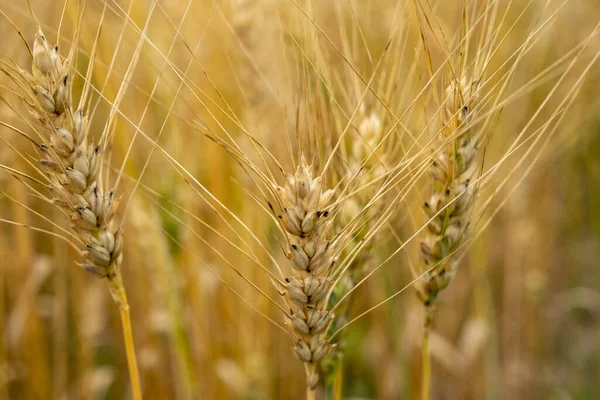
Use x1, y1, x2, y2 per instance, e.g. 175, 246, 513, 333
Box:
0, 0, 599, 399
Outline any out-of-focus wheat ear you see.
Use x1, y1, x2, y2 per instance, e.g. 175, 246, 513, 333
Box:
323, 106, 388, 394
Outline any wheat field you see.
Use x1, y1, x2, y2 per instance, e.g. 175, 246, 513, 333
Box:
0, 0, 599, 399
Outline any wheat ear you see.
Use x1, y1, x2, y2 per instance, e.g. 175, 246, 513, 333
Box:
417, 76, 481, 400
14, 28, 142, 400
274, 156, 337, 398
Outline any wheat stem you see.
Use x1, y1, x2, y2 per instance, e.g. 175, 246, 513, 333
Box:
421, 306, 434, 400
305, 364, 317, 400
109, 271, 142, 400
332, 361, 343, 400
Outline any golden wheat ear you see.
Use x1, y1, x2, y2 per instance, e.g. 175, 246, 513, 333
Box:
0, 5, 144, 397
273, 156, 337, 394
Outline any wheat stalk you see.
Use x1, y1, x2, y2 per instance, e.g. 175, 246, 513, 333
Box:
4, 27, 142, 400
